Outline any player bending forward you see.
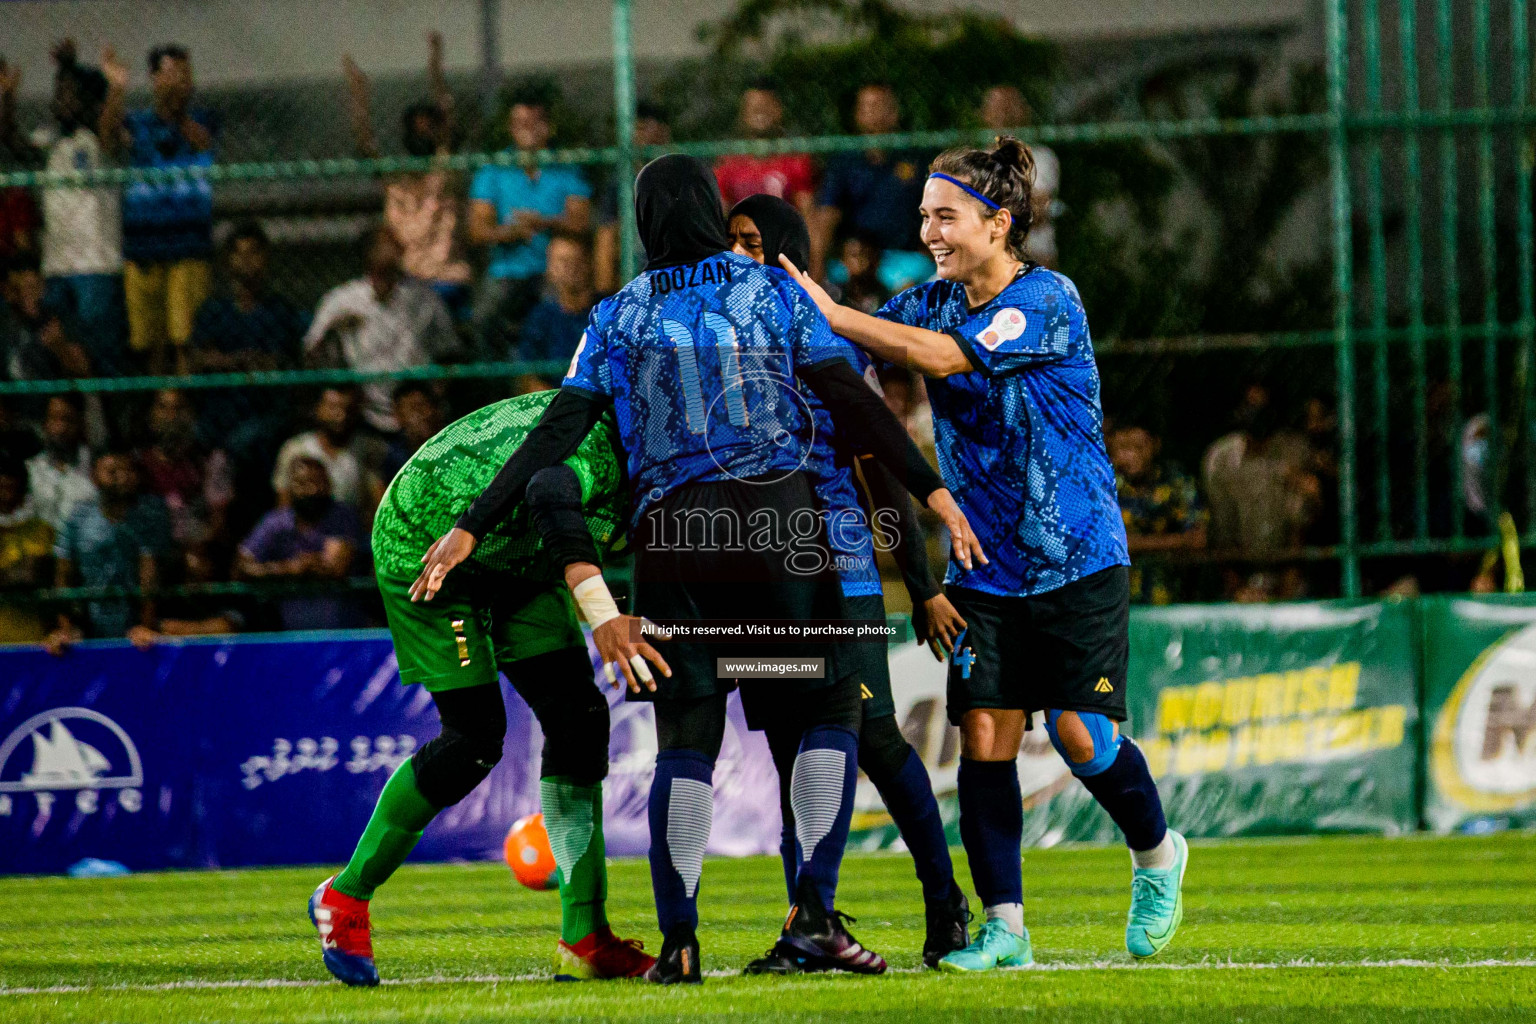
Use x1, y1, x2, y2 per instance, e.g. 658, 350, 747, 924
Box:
781, 137, 1188, 971
307, 390, 657, 986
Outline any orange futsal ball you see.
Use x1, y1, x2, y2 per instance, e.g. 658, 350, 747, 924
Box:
505, 813, 559, 891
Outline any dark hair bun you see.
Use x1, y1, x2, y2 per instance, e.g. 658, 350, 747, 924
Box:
992, 136, 1026, 169
930, 136, 1039, 260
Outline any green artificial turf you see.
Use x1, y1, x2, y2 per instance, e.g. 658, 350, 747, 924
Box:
1, 833, 1533, 1022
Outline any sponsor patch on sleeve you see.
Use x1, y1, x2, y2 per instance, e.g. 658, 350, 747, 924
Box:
978, 307, 1027, 351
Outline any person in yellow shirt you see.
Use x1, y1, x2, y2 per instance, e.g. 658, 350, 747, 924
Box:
0, 455, 54, 644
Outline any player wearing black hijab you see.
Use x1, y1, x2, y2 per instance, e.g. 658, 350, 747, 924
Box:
728, 194, 973, 970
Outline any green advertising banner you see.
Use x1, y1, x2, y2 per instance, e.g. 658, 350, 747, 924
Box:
1421, 596, 1536, 833
853, 601, 1421, 850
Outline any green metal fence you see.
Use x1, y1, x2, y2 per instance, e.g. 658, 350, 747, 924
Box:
1, 0, 1533, 611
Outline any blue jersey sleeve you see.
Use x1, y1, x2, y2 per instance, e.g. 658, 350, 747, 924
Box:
561, 307, 612, 397
875, 283, 939, 328
780, 277, 853, 371
948, 274, 1080, 378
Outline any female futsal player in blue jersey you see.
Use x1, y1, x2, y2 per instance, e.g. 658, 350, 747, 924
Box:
780, 137, 1188, 971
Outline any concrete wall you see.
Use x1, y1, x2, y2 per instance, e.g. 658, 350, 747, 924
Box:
0, 0, 1314, 97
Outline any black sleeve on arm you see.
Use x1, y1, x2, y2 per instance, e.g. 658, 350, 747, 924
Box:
796, 359, 945, 501
526, 465, 602, 569
453, 387, 611, 539
859, 455, 940, 604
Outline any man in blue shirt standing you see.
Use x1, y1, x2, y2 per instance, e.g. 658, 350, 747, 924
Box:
101, 45, 217, 376
466, 89, 591, 357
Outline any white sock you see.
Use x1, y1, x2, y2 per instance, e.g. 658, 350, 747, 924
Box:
984, 902, 1024, 937
1131, 831, 1177, 870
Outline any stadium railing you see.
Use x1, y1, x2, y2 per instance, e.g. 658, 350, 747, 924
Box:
1, 0, 1534, 610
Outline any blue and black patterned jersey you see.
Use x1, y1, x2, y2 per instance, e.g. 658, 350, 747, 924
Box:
798, 344, 884, 596
564, 251, 856, 522
877, 266, 1129, 597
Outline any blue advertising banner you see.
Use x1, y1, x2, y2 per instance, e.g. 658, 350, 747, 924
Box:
0, 631, 781, 874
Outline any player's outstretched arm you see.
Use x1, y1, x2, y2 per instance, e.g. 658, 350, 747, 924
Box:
779, 255, 972, 377
859, 455, 967, 659
796, 359, 987, 570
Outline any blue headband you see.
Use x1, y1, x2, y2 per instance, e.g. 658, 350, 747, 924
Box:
928, 172, 1001, 211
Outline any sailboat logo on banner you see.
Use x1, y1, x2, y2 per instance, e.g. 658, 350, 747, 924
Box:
0, 708, 144, 818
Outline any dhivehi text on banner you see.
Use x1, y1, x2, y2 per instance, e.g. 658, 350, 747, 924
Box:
0, 631, 779, 874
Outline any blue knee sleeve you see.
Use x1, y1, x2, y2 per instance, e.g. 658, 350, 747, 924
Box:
1045, 709, 1121, 777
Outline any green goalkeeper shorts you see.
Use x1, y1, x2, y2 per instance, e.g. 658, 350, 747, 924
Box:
377, 569, 586, 692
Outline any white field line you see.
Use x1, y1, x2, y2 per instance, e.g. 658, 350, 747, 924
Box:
2, 958, 1534, 997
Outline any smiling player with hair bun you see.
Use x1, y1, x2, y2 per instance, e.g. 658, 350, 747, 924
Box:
780, 135, 1188, 972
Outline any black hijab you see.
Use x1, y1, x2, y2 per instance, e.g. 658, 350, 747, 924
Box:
634, 154, 732, 271
728, 193, 812, 270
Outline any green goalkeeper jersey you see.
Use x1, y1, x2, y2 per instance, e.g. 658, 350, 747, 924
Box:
372, 390, 627, 582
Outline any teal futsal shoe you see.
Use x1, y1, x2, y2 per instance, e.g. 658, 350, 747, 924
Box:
937, 917, 1033, 973
1126, 830, 1188, 959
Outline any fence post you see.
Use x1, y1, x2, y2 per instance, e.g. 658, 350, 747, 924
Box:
1329, 0, 1362, 597
1513, 0, 1536, 532
478, 0, 502, 118
613, 0, 639, 284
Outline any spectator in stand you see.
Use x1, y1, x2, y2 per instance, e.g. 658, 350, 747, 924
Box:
467, 87, 591, 354
1202, 385, 1318, 601
0, 395, 42, 462
980, 84, 1059, 268
594, 101, 670, 294
135, 388, 232, 558
304, 226, 457, 434
825, 231, 889, 314
516, 231, 595, 390
343, 32, 473, 322
1109, 424, 1205, 604
46, 446, 172, 652
271, 386, 378, 514
190, 223, 303, 374
373, 381, 444, 499
0, 454, 53, 643
125, 542, 244, 647
44, 43, 126, 373
714, 81, 815, 217
0, 43, 126, 375
236, 455, 363, 630
812, 83, 931, 288
100, 44, 218, 376
189, 222, 303, 469
2, 253, 92, 382
25, 394, 95, 533
0, 58, 42, 270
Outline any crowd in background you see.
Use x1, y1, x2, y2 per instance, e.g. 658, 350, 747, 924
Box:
0, 33, 1466, 648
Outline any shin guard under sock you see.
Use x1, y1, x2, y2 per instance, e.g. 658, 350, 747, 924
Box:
648, 749, 714, 934
790, 725, 859, 913
956, 757, 1023, 909
1075, 739, 1168, 853
541, 776, 608, 944
868, 746, 954, 901
333, 759, 439, 900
